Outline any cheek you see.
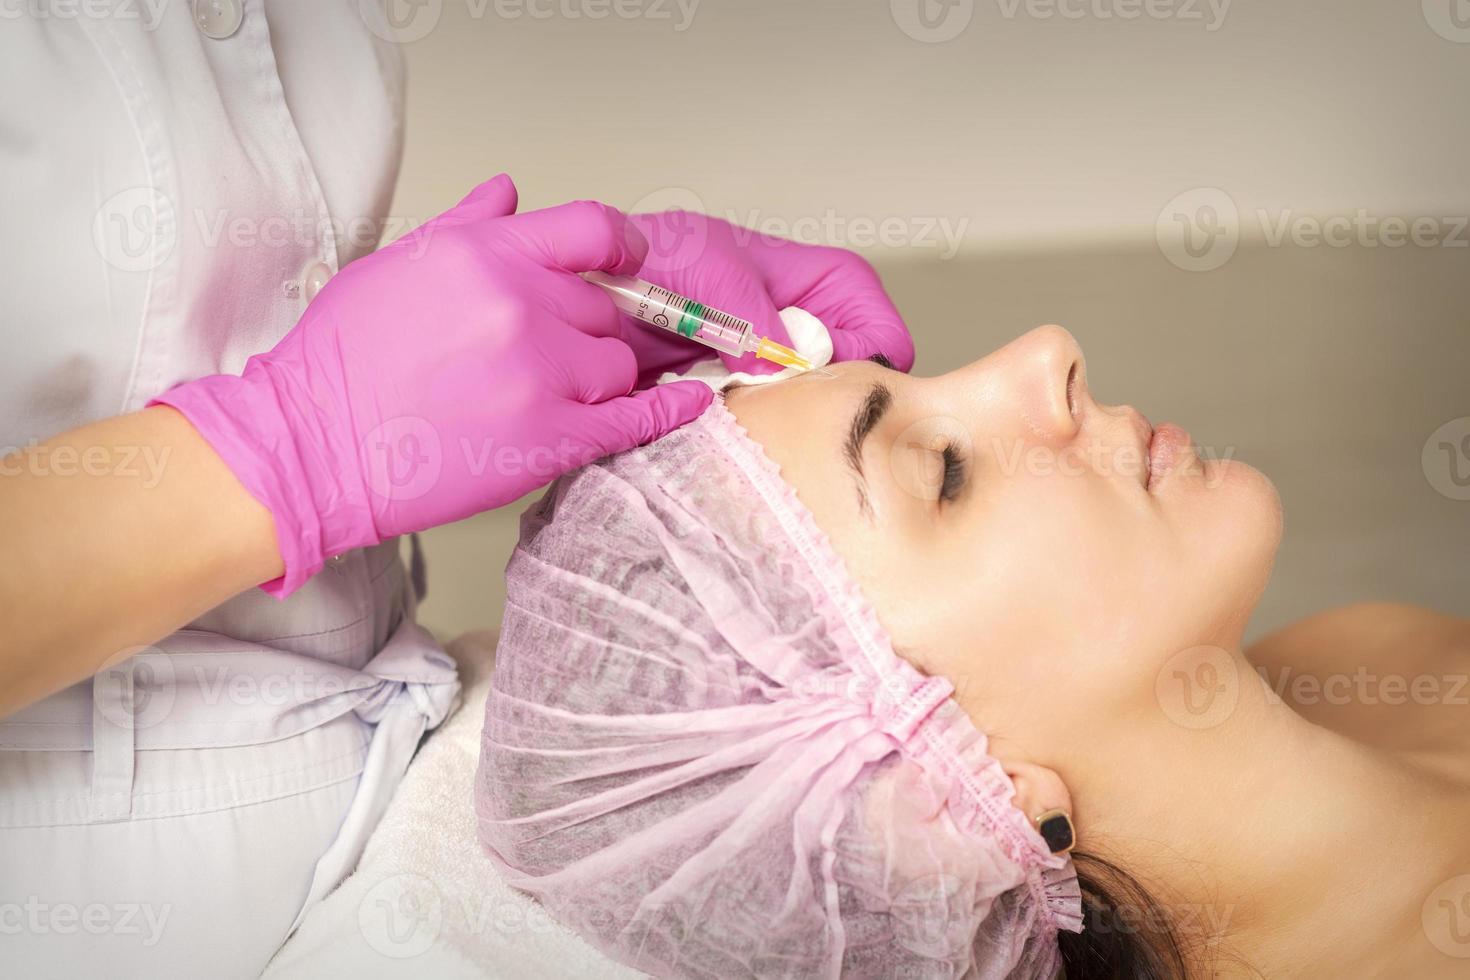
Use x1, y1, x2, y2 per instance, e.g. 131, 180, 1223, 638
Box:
862, 475, 1190, 690
864, 494, 1124, 646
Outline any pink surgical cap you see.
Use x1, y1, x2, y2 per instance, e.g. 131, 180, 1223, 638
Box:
475, 396, 1083, 978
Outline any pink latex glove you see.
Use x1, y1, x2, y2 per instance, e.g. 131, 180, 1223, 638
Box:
151, 175, 712, 597
621, 210, 915, 385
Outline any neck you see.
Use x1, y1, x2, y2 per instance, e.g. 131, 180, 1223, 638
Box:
1068, 647, 1445, 977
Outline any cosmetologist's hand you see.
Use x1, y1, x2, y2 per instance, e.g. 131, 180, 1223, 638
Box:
621, 210, 915, 384
151, 174, 712, 596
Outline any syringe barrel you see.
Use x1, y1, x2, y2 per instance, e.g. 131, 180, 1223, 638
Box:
584, 272, 754, 359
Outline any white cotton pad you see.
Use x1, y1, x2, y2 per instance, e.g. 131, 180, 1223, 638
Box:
654, 307, 833, 390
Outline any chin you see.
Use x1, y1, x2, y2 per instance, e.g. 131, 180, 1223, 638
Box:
1216, 457, 1283, 537
1204, 458, 1284, 614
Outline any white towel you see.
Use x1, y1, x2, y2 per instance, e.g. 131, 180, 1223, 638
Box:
262, 631, 640, 980
654, 306, 832, 390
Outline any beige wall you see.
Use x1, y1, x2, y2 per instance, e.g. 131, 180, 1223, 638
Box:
389, 0, 1470, 253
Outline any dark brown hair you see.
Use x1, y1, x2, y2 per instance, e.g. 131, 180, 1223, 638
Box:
1056, 852, 1190, 980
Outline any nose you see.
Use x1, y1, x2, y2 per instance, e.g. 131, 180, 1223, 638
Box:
956, 324, 1085, 445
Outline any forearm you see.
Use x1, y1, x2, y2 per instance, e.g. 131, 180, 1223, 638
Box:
0, 406, 283, 716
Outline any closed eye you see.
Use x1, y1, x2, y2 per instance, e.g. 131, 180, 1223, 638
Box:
939, 441, 967, 503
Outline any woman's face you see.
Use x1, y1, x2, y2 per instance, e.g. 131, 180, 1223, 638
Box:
724, 325, 1282, 760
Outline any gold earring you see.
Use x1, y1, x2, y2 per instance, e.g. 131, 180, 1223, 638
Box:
1033, 808, 1076, 854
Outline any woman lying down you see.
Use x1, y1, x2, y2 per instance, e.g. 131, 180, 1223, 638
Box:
474, 325, 1469, 979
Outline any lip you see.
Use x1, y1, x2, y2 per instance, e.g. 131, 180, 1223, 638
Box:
1147, 422, 1192, 491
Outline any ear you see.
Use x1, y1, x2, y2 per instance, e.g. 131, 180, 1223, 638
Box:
1003, 759, 1077, 852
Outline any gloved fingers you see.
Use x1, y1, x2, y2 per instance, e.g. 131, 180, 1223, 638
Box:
814, 269, 915, 370
504, 200, 649, 277
630, 209, 713, 278
613, 319, 708, 388
569, 380, 715, 457
453, 173, 520, 220
825, 305, 915, 370
382, 174, 519, 255
538, 270, 624, 339
747, 242, 915, 371
546, 327, 640, 404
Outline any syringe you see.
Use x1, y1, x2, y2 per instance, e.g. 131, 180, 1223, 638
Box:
584, 271, 813, 372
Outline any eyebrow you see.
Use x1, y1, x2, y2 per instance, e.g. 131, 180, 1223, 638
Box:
844, 381, 893, 517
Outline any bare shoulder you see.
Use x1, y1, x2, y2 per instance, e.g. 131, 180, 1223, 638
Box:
1247, 602, 1470, 675
1246, 603, 1470, 754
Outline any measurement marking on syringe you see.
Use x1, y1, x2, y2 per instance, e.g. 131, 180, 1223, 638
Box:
583, 272, 811, 371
